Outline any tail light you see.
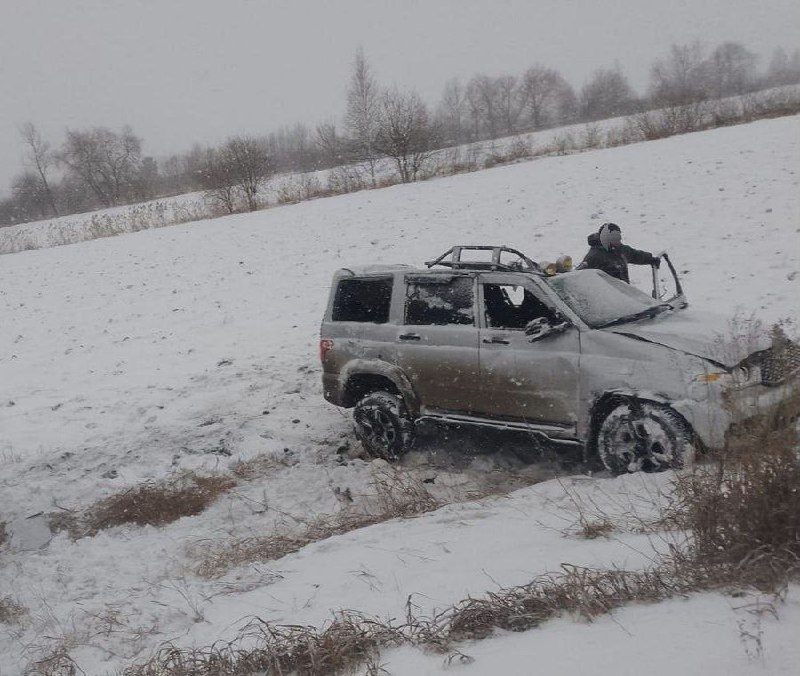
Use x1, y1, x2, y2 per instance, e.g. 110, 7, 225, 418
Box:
319, 339, 334, 362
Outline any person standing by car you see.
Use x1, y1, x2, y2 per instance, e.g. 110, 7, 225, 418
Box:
577, 222, 659, 283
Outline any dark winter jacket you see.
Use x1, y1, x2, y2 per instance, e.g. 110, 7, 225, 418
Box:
578, 233, 658, 283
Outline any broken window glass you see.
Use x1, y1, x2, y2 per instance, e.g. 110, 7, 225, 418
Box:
483, 283, 555, 329
405, 276, 474, 326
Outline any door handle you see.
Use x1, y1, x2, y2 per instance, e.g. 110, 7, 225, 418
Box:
399, 333, 421, 341
482, 337, 510, 345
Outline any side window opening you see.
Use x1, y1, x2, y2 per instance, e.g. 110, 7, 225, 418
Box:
332, 277, 393, 323
405, 276, 475, 326
483, 283, 555, 329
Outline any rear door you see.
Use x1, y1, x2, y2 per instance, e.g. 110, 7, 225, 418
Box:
475, 273, 580, 430
390, 273, 481, 413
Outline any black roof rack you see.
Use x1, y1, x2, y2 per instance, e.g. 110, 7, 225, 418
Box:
425, 246, 542, 273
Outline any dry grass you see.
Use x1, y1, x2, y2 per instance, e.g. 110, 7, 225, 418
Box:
574, 518, 616, 539
26, 648, 83, 676
116, 366, 800, 674
445, 563, 698, 641
0, 519, 6, 547
0, 596, 26, 625
128, 525, 798, 676
674, 390, 800, 588
125, 612, 405, 676
50, 473, 236, 539
127, 541, 799, 676
230, 453, 294, 480
197, 469, 441, 578
123, 558, 714, 676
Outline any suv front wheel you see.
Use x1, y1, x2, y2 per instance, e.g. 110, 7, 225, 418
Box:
353, 391, 414, 460
597, 401, 694, 474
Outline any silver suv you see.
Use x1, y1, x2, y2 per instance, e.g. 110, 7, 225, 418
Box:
320, 246, 799, 473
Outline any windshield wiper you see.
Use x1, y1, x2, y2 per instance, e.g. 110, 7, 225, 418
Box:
596, 303, 673, 329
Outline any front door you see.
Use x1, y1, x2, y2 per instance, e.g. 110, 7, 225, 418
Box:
475, 274, 580, 430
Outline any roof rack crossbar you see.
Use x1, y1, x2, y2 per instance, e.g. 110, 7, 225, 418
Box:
425, 245, 542, 273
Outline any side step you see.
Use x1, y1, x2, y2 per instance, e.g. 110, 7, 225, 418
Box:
417, 411, 582, 446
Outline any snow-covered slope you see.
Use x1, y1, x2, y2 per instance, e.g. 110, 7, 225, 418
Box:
0, 116, 798, 674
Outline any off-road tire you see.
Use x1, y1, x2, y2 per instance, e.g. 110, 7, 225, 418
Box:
597, 401, 695, 475
353, 391, 414, 461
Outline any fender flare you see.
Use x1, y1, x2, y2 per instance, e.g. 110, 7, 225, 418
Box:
340, 360, 421, 415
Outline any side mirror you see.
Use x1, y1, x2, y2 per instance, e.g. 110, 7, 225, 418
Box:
525, 316, 570, 341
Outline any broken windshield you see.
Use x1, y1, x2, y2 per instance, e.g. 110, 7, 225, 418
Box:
546, 269, 668, 328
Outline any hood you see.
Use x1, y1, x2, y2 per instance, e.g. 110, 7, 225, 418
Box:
602, 308, 772, 368
587, 232, 601, 246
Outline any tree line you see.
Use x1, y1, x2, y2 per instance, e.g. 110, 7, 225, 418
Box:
2, 41, 799, 226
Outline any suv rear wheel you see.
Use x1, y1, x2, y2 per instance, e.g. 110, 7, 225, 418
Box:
353, 391, 414, 460
597, 401, 694, 474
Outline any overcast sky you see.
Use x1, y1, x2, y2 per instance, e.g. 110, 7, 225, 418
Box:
1, 0, 798, 194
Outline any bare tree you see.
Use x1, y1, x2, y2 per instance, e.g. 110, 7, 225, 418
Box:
436, 78, 467, 143
200, 147, 238, 214
133, 156, 159, 202
223, 135, 272, 211
649, 42, 710, 106
267, 124, 318, 172
767, 47, 800, 86
495, 75, 525, 135
345, 47, 381, 185
375, 89, 435, 183
11, 171, 51, 220
315, 121, 344, 167
59, 126, 143, 207
464, 77, 486, 140
469, 75, 502, 138
520, 66, 574, 128
19, 122, 59, 217
581, 66, 636, 119
707, 42, 757, 97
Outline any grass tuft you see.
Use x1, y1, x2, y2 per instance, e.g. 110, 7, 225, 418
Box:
0, 597, 26, 625
50, 473, 236, 539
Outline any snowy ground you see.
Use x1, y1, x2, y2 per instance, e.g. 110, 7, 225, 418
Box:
0, 115, 798, 674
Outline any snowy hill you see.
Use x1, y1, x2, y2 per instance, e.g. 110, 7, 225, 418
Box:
0, 115, 799, 674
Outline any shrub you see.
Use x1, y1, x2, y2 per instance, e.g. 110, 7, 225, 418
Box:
326, 165, 365, 195
275, 174, 328, 204
675, 388, 800, 586
580, 124, 603, 149
549, 132, 575, 155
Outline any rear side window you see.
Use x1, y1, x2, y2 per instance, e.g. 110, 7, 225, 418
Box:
332, 277, 393, 323
405, 276, 475, 326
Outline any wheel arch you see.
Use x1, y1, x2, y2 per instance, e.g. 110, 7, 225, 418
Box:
341, 361, 420, 414
585, 390, 698, 460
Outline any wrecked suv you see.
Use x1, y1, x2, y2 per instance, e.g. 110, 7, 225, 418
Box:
320, 246, 799, 473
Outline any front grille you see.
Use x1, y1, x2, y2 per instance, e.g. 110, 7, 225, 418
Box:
761, 341, 800, 387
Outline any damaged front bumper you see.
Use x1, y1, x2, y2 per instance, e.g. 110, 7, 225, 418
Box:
675, 375, 800, 450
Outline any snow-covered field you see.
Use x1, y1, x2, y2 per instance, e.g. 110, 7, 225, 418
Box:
1, 115, 799, 674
